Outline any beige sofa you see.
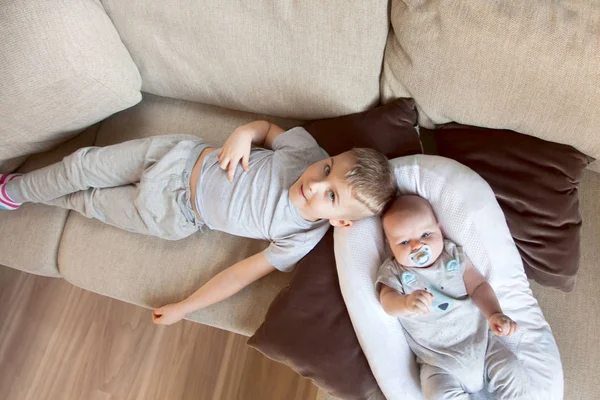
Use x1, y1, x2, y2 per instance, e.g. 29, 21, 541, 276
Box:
1, 1, 599, 399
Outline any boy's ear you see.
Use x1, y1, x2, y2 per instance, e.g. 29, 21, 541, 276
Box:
329, 219, 353, 228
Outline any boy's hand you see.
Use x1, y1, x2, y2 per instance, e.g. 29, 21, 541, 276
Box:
218, 128, 252, 182
406, 290, 434, 315
152, 303, 187, 325
489, 313, 518, 336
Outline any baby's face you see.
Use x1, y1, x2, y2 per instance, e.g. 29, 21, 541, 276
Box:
382, 201, 444, 268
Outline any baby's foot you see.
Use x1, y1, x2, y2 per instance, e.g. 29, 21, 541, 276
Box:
0, 173, 23, 210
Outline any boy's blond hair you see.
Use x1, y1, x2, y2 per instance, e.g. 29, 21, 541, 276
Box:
345, 148, 397, 215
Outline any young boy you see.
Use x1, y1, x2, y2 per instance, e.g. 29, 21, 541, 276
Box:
0, 121, 396, 325
377, 195, 528, 399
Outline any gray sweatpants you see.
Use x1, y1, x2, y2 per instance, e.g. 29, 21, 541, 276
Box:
7, 135, 209, 240
420, 332, 530, 400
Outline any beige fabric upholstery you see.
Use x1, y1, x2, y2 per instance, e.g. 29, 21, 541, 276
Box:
98, 0, 388, 120
587, 160, 600, 175
58, 95, 301, 335
531, 169, 600, 400
0, 127, 98, 277
0, 156, 27, 174
381, 0, 600, 158
0, 0, 142, 163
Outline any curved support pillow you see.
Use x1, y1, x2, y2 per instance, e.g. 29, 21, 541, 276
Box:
334, 155, 563, 400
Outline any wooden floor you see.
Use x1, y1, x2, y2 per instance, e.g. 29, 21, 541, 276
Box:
0, 266, 318, 400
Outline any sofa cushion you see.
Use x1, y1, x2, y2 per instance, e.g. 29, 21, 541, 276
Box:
587, 160, 600, 175
58, 94, 301, 335
98, 0, 389, 119
0, 156, 28, 175
249, 99, 421, 399
0, 126, 98, 277
381, 0, 600, 159
431, 124, 592, 292
531, 169, 600, 400
0, 0, 141, 165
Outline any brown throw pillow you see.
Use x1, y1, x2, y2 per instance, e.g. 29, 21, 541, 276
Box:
248, 98, 421, 399
303, 97, 421, 158
249, 230, 378, 399
430, 123, 593, 292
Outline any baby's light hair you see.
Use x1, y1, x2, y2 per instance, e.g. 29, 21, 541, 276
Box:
345, 148, 396, 215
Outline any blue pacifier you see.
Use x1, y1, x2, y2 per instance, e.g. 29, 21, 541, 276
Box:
409, 245, 433, 267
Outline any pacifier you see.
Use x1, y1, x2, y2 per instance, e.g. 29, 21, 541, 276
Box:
409, 245, 433, 267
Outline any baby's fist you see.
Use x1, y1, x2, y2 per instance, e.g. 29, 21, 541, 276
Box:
489, 313, 518, 336
406, 290, 434, 315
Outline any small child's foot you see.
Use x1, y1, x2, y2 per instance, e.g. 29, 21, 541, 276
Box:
0, 173, 23, 210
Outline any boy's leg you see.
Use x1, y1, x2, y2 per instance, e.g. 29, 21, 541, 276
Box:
420, 364, 469, 400
45, 186, 152, 236
46, 185, 197, 240
41, 136, 205, 240
2, 136, 188, 205
485, 335, 530, 400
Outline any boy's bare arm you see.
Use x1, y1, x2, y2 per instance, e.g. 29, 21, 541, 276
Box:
218, 121, 285, 181
253, 121, 286, 149
152, 251, 276, 325
235, 120, 285, 148
380, 285, 433, 317
463, 257, 518, 336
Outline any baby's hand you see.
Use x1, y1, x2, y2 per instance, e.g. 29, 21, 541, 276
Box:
406, 290, 434, 315
489, 313, 518, 336
152, 303, 187, 325
218, 128, 252, 181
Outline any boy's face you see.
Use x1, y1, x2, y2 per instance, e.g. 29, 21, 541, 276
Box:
289, 152, 372, 226
382, 202, 444, 268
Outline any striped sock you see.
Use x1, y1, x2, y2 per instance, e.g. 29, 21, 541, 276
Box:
0, 173, 23, 210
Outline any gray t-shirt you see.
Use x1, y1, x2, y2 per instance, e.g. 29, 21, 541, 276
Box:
194, 127, 330, 272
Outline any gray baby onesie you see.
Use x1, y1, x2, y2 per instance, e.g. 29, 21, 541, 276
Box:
196, 127, 330, 272
377, 240, 488, 391
377, 240, 529, 399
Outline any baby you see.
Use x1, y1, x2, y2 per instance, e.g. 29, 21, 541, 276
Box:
376, 195, 529, 399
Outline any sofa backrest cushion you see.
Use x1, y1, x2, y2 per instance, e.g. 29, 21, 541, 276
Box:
0, 0, 142, 170
99, 0, 389, 120
381, 0, 600, 159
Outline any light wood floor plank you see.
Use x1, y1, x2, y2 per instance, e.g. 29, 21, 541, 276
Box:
0, 266, 318, 400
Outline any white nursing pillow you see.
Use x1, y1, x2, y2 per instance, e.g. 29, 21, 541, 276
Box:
334, 155, 563, 400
